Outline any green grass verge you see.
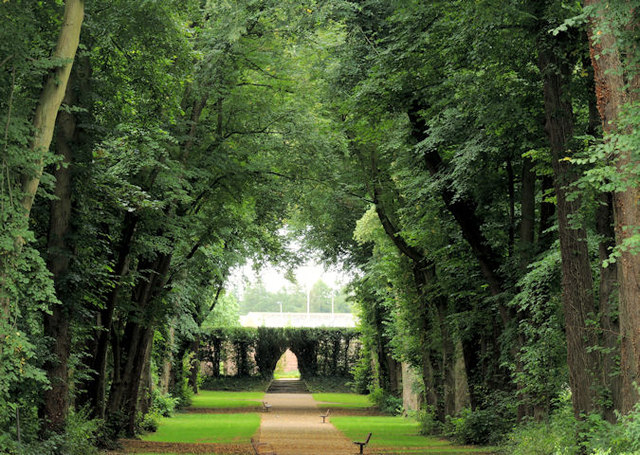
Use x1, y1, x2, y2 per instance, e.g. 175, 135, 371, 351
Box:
141, 412, 260, 444
331, 416, 494, 453
312, 392, 372, 408
189, 390, 264, 408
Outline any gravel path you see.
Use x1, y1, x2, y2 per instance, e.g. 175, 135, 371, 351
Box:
256, 392, 357, 455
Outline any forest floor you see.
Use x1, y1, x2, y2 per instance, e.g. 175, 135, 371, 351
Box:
106, 380, 495, 455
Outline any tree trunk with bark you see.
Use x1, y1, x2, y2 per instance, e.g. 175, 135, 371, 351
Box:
106, 253, 172, 436
83, 212, 138, 419
585, 0, 640, 413
1, 0, 84, 321
538, 32, 602, 417
40, 83, 77, 434
19, 0, 84, 220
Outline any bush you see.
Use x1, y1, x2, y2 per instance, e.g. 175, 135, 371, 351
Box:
583, 401, 640, 454
444, 401, 515, 446
150, 388, 178, 417
350, 349, 372, 395
417, 406, 442, 435
59, 409, 100, 455
503, 397, 640, 455
504, 405, 578, 455
138, 412, 160, 433
3, 408, 101, 455
369, 387, 403, 415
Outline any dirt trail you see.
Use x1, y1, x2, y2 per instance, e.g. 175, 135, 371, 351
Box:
256, 391, 357, 455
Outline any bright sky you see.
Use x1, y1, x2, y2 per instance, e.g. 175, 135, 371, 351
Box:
229, 259, 352, 294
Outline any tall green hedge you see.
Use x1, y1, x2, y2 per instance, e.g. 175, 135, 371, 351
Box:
200, 327, 360, 379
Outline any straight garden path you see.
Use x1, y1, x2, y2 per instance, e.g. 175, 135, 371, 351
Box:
256, 380, 356, 455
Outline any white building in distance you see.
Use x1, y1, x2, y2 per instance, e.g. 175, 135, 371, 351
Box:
239, 312, 357, 328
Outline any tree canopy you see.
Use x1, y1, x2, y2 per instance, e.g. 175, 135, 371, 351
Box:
1, 0, 640, 453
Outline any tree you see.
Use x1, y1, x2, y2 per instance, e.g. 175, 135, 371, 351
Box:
584, 0, 640, 414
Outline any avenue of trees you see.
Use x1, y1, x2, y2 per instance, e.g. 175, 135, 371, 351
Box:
1, 0, 639, 453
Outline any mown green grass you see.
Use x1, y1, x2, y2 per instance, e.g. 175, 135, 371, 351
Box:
331, 416, 494, 453
141, 413, 260, 444
189, 390, 264, 408
312, 392, 372, 408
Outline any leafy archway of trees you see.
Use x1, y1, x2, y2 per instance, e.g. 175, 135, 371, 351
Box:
2, 0, 640, 453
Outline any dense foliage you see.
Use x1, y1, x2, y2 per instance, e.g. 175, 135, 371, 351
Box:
1, 0, 640, 454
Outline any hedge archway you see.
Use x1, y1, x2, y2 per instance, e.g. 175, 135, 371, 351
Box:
200, 327, 360, 379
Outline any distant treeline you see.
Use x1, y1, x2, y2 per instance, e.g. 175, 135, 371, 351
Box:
237, 280, 352, 314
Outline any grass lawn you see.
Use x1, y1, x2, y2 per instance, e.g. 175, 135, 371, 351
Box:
331, 416, 494, 453
141, 412, 260, 444
189, 390, 264, 408
312, 392, 372, 408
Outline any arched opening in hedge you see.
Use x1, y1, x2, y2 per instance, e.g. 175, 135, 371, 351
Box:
274, 349, 300, 379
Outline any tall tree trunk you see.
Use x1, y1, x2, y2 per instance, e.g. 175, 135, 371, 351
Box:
188, 336, 201, 394
538, 175, 556, 250
40, 84, 76, 433
538, 33, 602, 417
159, 325, 176, 394
596, 193, 621, 421
585, 0, 640, 413
19, 0, 84, 220
436, 299, 456, 417
1, 0, 84, 320
106, 253, 172, 435
83, 212, 138, 419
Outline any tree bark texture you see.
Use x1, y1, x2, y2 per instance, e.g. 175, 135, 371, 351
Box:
1, 0, 84, 323
20, 0, 84, 219
106, 253, 172, 436
538, 34, 602, 417
596, 193, 621, 420
40, 84, 76, 434
585, 0, 640, 413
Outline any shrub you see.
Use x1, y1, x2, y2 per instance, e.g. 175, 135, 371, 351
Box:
445, 402, 515, 446
138, 412, 160, 433
150, 388, 178, 417
503, 397, 640, 455
6, 408, 101, 455
60, 409, 100, 455
583, 401, 640, 454
503, 406, 578, 455
369, 387, 403, 415
417, 406, 442, 435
